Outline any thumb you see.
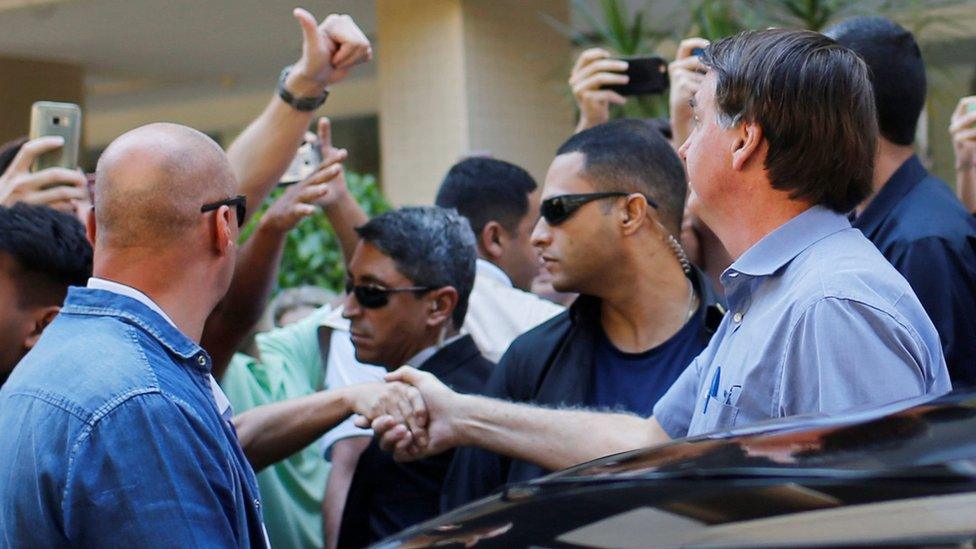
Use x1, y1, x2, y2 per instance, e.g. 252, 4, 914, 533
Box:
317, 117, 332, 150
385, 365, 422, 385
293, 8, 321, 52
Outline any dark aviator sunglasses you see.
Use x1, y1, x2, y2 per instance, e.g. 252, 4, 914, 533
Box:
540, 192, 658, 226
345, 280, 436, 309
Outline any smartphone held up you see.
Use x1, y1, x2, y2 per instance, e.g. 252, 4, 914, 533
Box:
29, 101, 81, 172
603, 55, 669, 96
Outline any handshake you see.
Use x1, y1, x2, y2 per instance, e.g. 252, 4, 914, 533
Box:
351, 367, 465, 461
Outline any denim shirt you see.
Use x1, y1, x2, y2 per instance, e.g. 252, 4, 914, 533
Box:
654, 206, 951, 438
0, 287, 267, 548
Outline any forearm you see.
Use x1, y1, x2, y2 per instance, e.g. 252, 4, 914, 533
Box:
226, 92, 316, 223
234, 387, 357, 471
323, 436, 370, 549
957, 167, 976, 214
202, 219, 288, 379
323, 191, 369, 266
452, 394, 666, 471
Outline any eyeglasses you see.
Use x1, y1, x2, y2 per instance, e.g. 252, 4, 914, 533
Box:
345, 280, 435, 309
540, 192, 658, 226
201, 195, 247, 228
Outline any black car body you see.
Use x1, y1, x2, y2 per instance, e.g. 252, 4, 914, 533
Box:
376, 391, 976, 548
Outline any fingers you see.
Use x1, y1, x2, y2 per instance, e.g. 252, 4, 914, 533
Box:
401, 385, 429, 448
670, 55, 706, 76
322, 14, 372, 70
952, 96, 976, 118
949, 111, 976, 135
303, 161, 344, 187
374, 416, 409, 452
676, 37, 710, 60
954, 128, 976, 144
579, 89, 627, 107
571, 47, 612, 75
28, 184, 89, 209
569, 58, 629, 87
385, 365, 423, 385
293, 8, 322, 53
8, 136, 66, 174
572, 72, 629, 96
317, 117, 333, 149
18, 168, 87, 191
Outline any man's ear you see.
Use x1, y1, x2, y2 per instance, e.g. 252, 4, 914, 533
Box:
213, 205, 234, 255
619, 193, 649, 236
85, 208, 97, 246
24, 306, 60, 350
731, 121, 764, 171
425, 286, 459, 329
479, 221, 505, 261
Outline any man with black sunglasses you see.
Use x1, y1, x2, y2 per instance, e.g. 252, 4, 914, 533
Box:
439, 118, 725, 511
333, 206, 494, 548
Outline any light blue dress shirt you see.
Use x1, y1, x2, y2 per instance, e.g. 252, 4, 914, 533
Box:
654, 206, 951, 438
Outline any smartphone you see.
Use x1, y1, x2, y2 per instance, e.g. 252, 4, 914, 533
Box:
279, 133, 324, 186
604, 55, 669, 96
29, 101, 81, 172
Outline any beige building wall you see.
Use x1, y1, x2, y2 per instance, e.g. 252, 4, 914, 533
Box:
376, 0, 573, 205
0, 56, 84, 145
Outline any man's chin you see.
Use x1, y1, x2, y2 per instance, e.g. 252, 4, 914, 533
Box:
352, 348, 395, 370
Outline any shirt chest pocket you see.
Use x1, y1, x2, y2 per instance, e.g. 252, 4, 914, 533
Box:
698, 394, 741, 434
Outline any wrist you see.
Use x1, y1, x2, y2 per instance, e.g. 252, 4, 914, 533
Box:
451, 393, 479, 447
285, 67, 328, 97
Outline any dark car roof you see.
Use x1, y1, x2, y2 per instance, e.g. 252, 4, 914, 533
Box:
378, 390, 976, 548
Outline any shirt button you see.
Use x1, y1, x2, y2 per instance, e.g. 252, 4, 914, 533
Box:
254, 498, 261, 509
197, 355, 207, 367
733, 312, 743, 323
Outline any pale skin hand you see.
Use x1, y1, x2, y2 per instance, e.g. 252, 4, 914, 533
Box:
668, 38, 709, 150
368, 367, 671, 470
313, 116, 369, 266
0, 136, 87, 214
570, 48, 628, 133
949, 96, 976, 212
260, 145, 347, 233
225, 9, 371, 224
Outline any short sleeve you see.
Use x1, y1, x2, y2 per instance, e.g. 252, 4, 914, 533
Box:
320, 330, 386, 456
255, 305, 335, 390
62, 394, 242, 547
652, 356, 703, 439
777, 297, 946, 417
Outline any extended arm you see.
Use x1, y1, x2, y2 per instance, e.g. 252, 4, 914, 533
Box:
373, 367, 670, 471
233, 381, 425, 471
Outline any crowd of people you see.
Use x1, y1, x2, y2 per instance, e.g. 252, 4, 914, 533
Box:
1, 7, 975, 549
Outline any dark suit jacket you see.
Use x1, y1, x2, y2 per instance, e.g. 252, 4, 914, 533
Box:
337, 335, 493, 548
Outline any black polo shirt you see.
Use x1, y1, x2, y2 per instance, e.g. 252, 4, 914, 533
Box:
853, 155, 976, 387
336, 334, 493, 548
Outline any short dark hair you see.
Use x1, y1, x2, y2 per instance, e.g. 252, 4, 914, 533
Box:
556, 118, 687, 232
701, 29, 876, 213
355, 207, 477, 329
0, 203, 92, 308
435, 157, 537, 238
825, 17, 926, 146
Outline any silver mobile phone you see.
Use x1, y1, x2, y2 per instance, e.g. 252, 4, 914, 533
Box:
29, 101, 82, 172
279, 133, 324, 186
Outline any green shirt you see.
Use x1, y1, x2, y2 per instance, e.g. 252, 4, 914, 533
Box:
222, 306, 334, 549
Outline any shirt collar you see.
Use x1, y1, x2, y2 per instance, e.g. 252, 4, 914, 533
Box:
476, 258, 513, 288
406, 333, 466, 368
62, 285, 201, 360
852, 155, 927, 238
725, 205, 851, 280
87, 277, 178, 328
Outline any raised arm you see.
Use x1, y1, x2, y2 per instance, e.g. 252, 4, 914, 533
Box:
569, 48, 628, 134
314, 118, 369, 266
668, 38, 709, 150
203, 151, 346, 379
226, 8, 371, 222
371, 367, 671, 471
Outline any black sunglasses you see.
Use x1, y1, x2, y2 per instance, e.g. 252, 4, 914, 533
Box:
201, 195, 247, 228
345, 280, 435, 309
540, 192, 658, 226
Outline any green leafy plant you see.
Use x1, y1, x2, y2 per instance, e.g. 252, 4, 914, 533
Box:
240, 170, 389, 294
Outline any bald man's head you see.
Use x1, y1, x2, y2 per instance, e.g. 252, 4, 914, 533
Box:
94, 123, 237, 249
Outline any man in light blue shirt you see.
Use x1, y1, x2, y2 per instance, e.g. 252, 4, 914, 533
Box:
363, 28, 951, 471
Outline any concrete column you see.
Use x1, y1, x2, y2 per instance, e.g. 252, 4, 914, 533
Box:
0, 56, 84, 146
376, 0, 573, 205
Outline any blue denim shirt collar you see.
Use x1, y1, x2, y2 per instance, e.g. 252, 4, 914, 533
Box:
853, 155, 927, 239
724, 205, 851, 281
60, 286, 203, 361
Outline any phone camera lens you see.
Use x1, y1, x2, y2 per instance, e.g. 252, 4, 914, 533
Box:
52, 116, 62, 125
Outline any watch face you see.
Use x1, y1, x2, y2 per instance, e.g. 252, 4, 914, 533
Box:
278, 66, 328, 111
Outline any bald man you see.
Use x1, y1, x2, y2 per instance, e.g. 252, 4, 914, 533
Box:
0, 123, 266, 547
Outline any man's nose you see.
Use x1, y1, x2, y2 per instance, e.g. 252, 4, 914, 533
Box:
530, 216, 551, 249
342, 291, 361, 318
